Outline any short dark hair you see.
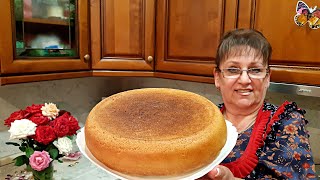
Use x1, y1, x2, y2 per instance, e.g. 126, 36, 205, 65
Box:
215, 29, 272, 68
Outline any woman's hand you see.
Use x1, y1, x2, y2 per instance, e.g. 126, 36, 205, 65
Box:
206, 165, 241, 180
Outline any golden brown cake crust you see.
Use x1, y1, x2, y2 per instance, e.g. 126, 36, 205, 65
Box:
85, 88, 227, 176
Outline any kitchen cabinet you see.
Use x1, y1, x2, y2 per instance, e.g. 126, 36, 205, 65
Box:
238, 0, 320, 86
90, 0, 155, 74
155, 0, 237, 77
1, 0, 319, 87
90, 0, 237, 83
0, 0, 90, 85
90, 0, 320, 86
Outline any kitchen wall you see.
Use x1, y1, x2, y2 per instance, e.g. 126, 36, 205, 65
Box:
0, 77, 319, 165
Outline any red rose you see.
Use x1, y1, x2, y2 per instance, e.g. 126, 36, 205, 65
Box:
52, 112, 80, 137
4, 110, 30, 127
34, 126, 56, 145
29, 113, 50, 125
26, 104, 44, 114
51, 117, 69, 137
66, 114, 80, 135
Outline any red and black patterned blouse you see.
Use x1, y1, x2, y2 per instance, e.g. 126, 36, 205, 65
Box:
219, 101, 317, 179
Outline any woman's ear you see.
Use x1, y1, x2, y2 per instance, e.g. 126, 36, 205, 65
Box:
213, 67, 220, 89
266, 68, 271, 88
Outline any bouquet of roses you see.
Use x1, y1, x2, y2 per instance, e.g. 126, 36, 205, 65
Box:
4, 103, 80, 179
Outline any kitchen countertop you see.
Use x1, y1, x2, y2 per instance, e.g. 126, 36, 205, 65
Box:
0, 122, 119, 180
0, 127, 118, 180
1, 129, 319, 179
0, 151, 119, 180
1, 152, 319, 180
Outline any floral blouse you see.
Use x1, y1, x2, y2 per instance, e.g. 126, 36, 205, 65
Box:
220, 101, 317, 179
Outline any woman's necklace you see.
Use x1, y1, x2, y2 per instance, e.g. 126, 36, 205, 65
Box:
237, 118, 256, 134
224, 112, 257, 134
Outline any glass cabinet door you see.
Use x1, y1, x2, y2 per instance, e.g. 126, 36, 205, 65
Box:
0, 0, 89, 75
14, 0, 78, 58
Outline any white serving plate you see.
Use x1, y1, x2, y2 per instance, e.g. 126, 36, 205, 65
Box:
76, 121, 237, 180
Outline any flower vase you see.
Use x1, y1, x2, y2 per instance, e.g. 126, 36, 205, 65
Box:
31, 163, 54, 180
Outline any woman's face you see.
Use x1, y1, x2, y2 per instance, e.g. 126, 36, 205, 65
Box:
214, 52, 270, 111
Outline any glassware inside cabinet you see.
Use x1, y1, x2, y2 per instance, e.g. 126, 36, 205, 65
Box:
14, 0, 78, 58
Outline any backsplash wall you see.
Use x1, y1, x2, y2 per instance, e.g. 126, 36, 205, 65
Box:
0, 77, 121, 129
0, 77, 319, 164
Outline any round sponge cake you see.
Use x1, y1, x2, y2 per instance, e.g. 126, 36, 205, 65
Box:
85, 88, 226, 176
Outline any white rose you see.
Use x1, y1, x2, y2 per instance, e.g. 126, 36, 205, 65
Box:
8, 119, 37, 140
53, 137, 73, 155
41, 103, 60, 120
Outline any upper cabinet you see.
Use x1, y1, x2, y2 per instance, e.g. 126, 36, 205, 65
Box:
0, 0, 90, 75
89, 0, 320, 85
238, 0, 320, 85
1, 0, 319, 86
90, 0, 155, 71
155, 0, 237, 77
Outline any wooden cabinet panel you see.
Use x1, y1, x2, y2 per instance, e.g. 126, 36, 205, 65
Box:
0, 0, 90, 74
238, 0, 320, 85
103, 0, 142, 57
254, 0, 320, 66
91, 0, 155, 71
156, 0, 229, 76
156, 0, 218, 75
166, 1, 218, 59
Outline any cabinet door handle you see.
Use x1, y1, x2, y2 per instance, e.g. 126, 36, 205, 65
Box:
84, 54, 90, 63
147, 56, 153, 63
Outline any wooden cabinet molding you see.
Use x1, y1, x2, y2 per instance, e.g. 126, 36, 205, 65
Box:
0, 71, 91, 86
0, 0, 90, 74
90, 0, 155, 71
270, 66, 320, 86
92, 70, 153, 77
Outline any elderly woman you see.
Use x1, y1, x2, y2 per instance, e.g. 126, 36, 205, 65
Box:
205, 29, 317, 179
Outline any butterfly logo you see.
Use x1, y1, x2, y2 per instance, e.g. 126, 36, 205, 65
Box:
294, 1, 320, 29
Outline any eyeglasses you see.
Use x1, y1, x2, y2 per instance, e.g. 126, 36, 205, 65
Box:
218, 68, 269, 79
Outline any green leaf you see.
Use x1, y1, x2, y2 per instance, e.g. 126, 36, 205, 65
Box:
46, 143, 55, 150
19, 146, 26, 152
67, 135, 74, 140
14, 155, 27, 166
32, 163, 53, 179
26, 164, 32, 171
25, 147, 34, 158
49, 149, 59, 159
58, 159, 63, 163
5, 142, 20, 146
27, 139, 34, 147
